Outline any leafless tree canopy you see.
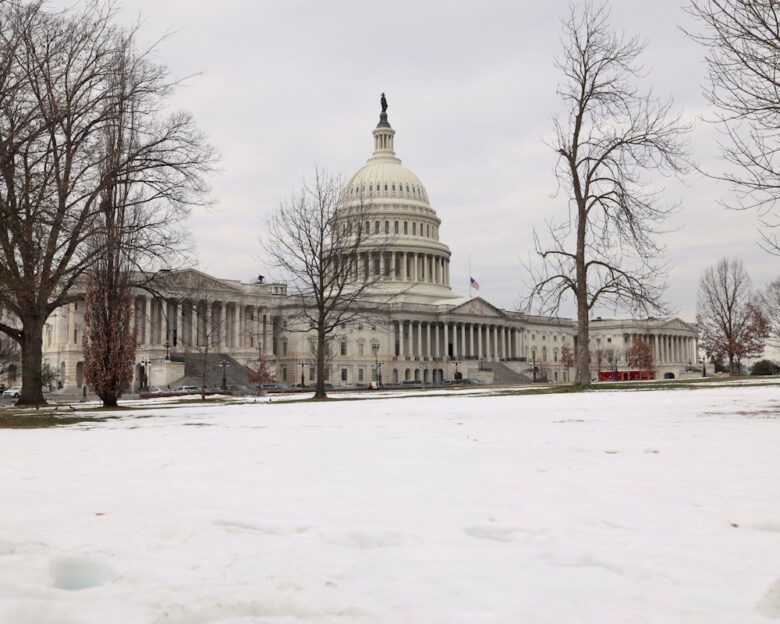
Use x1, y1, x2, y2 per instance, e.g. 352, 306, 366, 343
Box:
0, 1, 215, 404
696, 257, 769, 374
763, 277, 780, 348
686, 0, 780, 253
527, 1, 689, 385
263, 169, 395, 398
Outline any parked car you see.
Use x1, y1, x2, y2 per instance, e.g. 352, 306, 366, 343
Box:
174, 385, 200, 394
461, 378, 484, 385
3, 386, 22, 398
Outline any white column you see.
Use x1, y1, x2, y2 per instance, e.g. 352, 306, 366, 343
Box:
144, 297, 152, 346
233, 305, 240, 350
416, 322, 422, 357
68, 303, 76, 345
176, 301, 184, 351
443, 322, 449, 360
401, 322, 408, 357
426, 322, 431, 358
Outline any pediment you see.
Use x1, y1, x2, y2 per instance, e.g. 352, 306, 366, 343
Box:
658, 317, 696, 332
159, 269, 243, 295
448, 297, 505, 319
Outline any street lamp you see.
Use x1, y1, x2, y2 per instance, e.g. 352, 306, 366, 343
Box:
218, 359, 229, 390
141, 357, 151, 390
298, 361, 308, 388
374, 353, 383, 389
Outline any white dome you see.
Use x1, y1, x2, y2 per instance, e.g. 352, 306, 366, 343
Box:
344, 158, 430, 206
334, 102, 456, 302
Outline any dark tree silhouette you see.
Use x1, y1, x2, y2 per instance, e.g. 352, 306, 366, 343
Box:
263, 170, 395, 399
527, 2, 689, 387
697, 258, 769, 375
686, 0, 780, 253
0, 2, 214, 405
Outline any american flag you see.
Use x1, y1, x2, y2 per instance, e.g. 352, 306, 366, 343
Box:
470, 277, 480, 290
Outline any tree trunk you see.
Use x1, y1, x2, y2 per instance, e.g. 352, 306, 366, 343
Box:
575, 295, 590, 386
728, 353, 735, 377
315, 318, 327, 399
18, 315, 46, 405
201, 340, 208, 400
574, 206, 591, 386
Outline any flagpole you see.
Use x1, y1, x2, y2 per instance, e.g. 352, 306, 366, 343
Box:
468, 254, 472, 296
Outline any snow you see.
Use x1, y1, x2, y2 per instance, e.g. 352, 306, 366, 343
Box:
1, 382, 779, 623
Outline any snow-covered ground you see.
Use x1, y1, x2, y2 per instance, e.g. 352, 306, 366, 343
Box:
1, 383, 779, 623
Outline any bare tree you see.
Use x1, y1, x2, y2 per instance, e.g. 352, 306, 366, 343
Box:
686, 1, 780, 253
763, 277, 780, 348
248, 354, 274, 396
603, 346, 622, 379
625, 336, 654, 377
0, 336, 19, 382
697, 257, 769, 375
0, 2, 214, 405
263, 169, 395, 399
527, 2, 690, 387
560, 342, 575, 370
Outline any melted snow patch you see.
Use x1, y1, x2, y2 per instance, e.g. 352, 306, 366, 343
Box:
49, 557, 112, 590
757, 577, 780, 618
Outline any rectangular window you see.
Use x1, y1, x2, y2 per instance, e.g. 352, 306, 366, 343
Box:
374, 221, 379, 233
394, 221, 399, 234
282, 341, 288, 356
340, 337, 347, 356
341, 368, 348, 382
358, 368, 364, 381
358, 343, 364, 356
282, 366, 287, 382
371, 343, 379, 356
413, 223, 417, 235
309, 367, 315, 381
385, 221, 389, 234
404, 222, 408, 234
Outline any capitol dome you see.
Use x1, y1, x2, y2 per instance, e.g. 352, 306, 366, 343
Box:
337, 99, 455, 301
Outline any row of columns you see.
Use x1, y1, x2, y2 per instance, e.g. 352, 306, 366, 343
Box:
645, 333, 698, 365
394, 320, 523, 361
132, 296, 273, 354
341, 251, 450, 286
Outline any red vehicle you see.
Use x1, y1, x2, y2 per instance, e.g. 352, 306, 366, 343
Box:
597, 370, 655, 382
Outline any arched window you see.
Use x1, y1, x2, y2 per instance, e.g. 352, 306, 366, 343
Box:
385, 221, 389, 234
394, 221, 399, 234
413, 223, 417, 235
542, 346, 547, 361
404, 221, 408, 234
340, 337, 347, 356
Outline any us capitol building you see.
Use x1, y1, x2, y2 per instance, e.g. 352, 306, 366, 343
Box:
40, 103, 699, 391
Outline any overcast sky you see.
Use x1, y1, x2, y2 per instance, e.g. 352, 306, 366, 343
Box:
93, 0, 775, 320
